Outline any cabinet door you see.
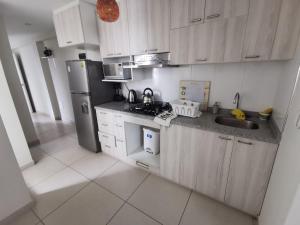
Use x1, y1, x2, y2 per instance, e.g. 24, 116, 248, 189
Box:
160, 125, 202, 189
98, 19, 115, 58
224, 15, 247, 62
189, 0, 205, 23
205, 0, 249, 21
147, 0, 170, 53
271, 0, 300, 60
195, 133, 234, 202
53, 12, 66, 47
242, 0, 282, 61
189, 20, 226, 64
171, 0, 190, 29
225, 138, 277, 216
63, 5, 85, 46
127, 0, 148, 55
170, 27, 190, 64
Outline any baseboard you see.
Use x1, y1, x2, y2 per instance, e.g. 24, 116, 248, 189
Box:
27, 139, 40, 148
0, 201, 34, 225
20, 160, 35, 170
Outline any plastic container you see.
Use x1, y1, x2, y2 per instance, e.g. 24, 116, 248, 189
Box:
143, 128, 160, 155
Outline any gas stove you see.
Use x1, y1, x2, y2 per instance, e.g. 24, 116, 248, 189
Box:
128, 102, 172, 116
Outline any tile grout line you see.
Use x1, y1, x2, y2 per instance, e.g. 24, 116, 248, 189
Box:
126, 172, 151, 201
105, 201, 127, 225
31, 209, 44, 225
178, 190, 193, 225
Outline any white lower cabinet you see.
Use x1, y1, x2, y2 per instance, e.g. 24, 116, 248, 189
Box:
160, 124, 277, 216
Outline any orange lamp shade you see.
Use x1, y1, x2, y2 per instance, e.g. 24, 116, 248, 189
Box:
96, 0, 120, 22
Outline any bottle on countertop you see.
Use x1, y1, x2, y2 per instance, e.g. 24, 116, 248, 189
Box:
212, 102, 221, 114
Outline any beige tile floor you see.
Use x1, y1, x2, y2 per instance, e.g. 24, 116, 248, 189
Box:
7, 115, 257, 225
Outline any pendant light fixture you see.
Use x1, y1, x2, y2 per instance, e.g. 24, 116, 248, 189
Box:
96, 0, 120, 22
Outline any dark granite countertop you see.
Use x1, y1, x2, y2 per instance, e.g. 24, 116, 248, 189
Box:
95, 101, 281, 144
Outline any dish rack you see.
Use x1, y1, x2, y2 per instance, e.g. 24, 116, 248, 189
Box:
171, 100, 201, 118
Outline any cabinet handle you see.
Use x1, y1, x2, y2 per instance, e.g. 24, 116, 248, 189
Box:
148, 48, 158, 52
245, 55, 260, 59
105, 145, 111, 149
191, 18, 202, 23
219, 136, 232, 141
116, 139, 124, 143
99, 112, 107, 115
115, 53, 122, 56
136, 161, 149, 170
101, 123, 108, 127
102, 135, 109, 138
196, 58, 208, 62
116, 125, 123, 128
66, 41, 72, 44
206, 14, 220, 20
107, 53, 114, 56
238, 140, 253, 145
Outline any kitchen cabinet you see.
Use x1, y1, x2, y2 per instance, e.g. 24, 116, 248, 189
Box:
147, 0, 170, 53
170, 0, 190, 29
271, 0, 300, 60
53, 1, 99, 48
225, 138, 277, 216
189, 20, 226, 64
195, 133, 234, 202
242, 0, 282, 61
127, 0, 170, 55
98, 0, 130, 58
127, 0, 148, 55
189, 0, 206, 24
160, 125, 202, 189
170, 27, 190, 64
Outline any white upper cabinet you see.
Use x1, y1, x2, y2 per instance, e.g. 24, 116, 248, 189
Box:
127, 0, 148, 55
53, 1, 99, 48
171, 0, 190, 29
147, 0, 171, 53
127, 0, 170, 55
242, 0, 282, 61
170, 27, 190, 64
271, 0, 300, 60
98, 0, 130, 58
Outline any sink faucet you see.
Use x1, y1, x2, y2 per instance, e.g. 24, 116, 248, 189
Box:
233, 92, 240, 109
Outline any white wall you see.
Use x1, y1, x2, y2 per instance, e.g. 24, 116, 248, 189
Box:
0, 116, 32, 222
284, 184, 300, 225
124, 61, 284, 112
0, 16, 38, 145
15, 43, 54, 116
0, 60, 34, 169
42, 38, 100, 122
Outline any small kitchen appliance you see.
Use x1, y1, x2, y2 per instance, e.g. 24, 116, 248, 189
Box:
128, 89, 137, 104
103, 62, 132, 80
129, 102, 172, 116
143, 128, 160, 155
142, 88, 154, 104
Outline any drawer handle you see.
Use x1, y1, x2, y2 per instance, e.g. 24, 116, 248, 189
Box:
191, 18, 202, 23
196, 58, 208, 62
114, 115, 122, 118
148, 48, 158, 52
116, 125, 123, 128
105, 145, 111, 148
107, 53, 114, 56
136, 161, 149, 170
245, 55, 260, 59
116, 139, 124, 143
238, 140, 253, 145
115, 53, 122, 55
66, 41, 72, 44
102, 135, 109, 138
99, 112, 107, 115
206, 14, 220, 20
219, 136, 232, 141
101, 123, 108, 127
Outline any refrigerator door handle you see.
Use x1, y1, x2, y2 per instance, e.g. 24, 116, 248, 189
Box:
81, 103, 89, 114
296, 113, 300, 129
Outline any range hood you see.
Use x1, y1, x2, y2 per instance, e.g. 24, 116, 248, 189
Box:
127, 53, 178, 68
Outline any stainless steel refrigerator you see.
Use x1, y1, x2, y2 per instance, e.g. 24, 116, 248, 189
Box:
66, 60, 114, 152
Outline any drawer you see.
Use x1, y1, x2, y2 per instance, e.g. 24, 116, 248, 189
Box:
101, 143, 115, 155
98, 121, 114, 135
97, 110, 113, 123
114, 123, 125, 140
113, 113, 124, 123
98, 132, 115, 147
116, 139, 127, 156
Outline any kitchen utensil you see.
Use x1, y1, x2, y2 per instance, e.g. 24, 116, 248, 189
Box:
128, 89, 137, 104
143, 88, 154, 104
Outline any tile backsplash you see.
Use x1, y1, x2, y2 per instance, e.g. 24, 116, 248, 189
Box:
123, 61, 285, 112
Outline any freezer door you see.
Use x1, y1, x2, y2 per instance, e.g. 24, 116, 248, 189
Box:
67, 61, 90, 93
71, 94, 100, 152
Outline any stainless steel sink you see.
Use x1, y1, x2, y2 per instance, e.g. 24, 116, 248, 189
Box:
215, 116, 259, 130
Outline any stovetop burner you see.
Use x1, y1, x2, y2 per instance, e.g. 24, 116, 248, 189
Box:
129, 102, 172, 116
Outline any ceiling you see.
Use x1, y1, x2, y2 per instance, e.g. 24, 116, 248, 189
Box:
0, 0, 96, 48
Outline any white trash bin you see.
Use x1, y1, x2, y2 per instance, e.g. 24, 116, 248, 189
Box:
143, 128, 160, 155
